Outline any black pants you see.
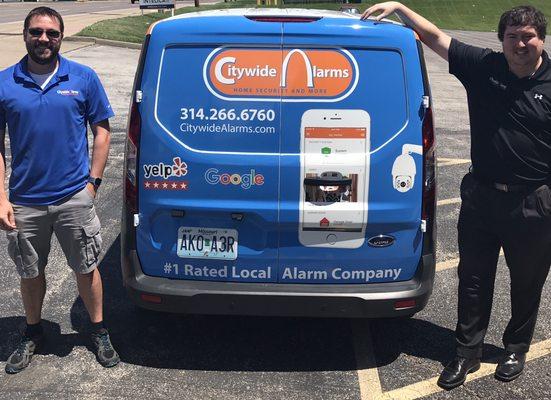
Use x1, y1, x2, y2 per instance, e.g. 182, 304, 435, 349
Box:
456, 172, 551, 358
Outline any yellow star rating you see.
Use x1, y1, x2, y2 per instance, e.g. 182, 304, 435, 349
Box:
143, 181, 189, 191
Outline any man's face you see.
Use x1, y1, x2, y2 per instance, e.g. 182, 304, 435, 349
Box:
24, 15, 63, 65
502, 25, 544, 72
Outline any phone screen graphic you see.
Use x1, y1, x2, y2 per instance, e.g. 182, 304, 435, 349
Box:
299, 110, 370, 248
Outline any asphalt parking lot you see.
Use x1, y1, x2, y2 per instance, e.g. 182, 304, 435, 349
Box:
0, 31, 551, 400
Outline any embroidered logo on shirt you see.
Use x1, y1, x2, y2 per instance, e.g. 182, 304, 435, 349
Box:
534, 93, 544, 100
489, 76, 507, 90
56, 89, 79, 96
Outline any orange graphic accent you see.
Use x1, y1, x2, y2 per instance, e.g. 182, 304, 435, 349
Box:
208, 49, 354, 98
305, 127, 366, 138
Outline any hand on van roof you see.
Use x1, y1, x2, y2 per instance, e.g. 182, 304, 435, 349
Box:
361, 1, 451, 62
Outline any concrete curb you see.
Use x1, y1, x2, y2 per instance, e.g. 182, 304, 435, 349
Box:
65, 35, 143, 50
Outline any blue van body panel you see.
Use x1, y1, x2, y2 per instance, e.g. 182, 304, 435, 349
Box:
134, 15, 427, 285
279, 20, 424, 284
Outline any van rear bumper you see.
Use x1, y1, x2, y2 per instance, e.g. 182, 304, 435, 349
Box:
122, 250, 435, 318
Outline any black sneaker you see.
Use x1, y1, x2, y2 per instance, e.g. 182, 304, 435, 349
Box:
91, 329, 120, 368
5, 335, 43, 374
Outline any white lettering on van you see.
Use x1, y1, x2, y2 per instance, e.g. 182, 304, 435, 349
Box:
280, 49, 314, 88
331, 268, 402, 282
231, 266, 271, 279
213, 51, 351, 87
214, 57, 236, 85
312, 66, 350, 78
281, 267, 328, 280
183, 264, 228, 278
215, 57, 278, 85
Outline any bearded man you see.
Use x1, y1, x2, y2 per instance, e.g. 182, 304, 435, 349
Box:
0, 7, 119, 373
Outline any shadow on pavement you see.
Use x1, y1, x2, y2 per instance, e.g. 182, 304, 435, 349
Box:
0, 317, 81, 361
368, 318, 503, 369
61, 234, 503, 372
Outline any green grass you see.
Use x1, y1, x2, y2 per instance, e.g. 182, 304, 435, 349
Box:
77, 0, 258, 43
77, 0, 551, 43
396, 0, 551, 32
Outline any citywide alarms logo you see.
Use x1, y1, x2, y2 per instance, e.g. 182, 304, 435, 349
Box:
204, 48, 358, 102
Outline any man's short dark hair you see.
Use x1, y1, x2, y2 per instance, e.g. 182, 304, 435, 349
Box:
24, 7, 64, 34
498, 5, 546, 42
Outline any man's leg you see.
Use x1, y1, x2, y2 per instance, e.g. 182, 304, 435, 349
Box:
438, 174, 501, 389
455, 175, 502, 358
455, 205, 501, 358
53, 187, 119, 367
5, 205, 52, 374
501, 220, 551, 353
75, 268, 103, 323
21, 272, 47, 324
493, 188, 551, 382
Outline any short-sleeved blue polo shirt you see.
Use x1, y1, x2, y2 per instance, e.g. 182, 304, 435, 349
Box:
0, 55, 114, 205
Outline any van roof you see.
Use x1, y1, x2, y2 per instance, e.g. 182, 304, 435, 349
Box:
149, 8, 403, 34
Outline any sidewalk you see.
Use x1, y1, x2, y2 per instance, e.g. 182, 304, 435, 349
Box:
0, 7, 173, 69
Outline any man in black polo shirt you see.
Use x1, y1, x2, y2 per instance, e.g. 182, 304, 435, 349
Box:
362, 2, 551, 390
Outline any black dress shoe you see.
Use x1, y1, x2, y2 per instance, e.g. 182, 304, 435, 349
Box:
437, 356, 481, 390
494, 351, 526, 382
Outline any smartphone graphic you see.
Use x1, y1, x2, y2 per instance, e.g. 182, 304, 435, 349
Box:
299, 109, 370, 248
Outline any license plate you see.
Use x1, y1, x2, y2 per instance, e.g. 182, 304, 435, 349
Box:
177, 227, 238, 260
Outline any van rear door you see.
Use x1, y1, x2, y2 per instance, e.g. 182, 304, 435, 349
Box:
135, 16, 283, 282
278, 18, 426, 284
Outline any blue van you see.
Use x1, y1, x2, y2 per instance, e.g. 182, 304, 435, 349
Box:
121, 9, 436, 317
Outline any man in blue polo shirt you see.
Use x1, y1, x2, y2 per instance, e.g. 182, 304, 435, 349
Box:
0, 7, 119, 373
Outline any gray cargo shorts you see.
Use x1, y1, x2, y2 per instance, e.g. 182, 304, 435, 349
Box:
6, 187, 103, 279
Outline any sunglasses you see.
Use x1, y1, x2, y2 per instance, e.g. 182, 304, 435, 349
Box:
27, 28, 62, 39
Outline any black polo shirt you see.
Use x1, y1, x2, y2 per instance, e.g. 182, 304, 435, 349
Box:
449, 38, 551, 185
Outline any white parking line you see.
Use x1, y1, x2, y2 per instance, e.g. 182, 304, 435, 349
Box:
437, 158, 470, 167
354, 244, 510, 399
354, 288, 549, 400
436, 197, 461, 206
437, 250, 504, 272
435, 257, 459, 272
378, 338, 551, 400
352, 320, 384, 400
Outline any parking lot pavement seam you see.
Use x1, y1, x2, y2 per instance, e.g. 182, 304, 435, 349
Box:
352, 320, 384, 400
376, 338, 551, 400
64, 36, 143, 50
62, 43, 97, 55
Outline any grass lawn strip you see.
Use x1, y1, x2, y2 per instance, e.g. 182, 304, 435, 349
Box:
77, 0, 551, 44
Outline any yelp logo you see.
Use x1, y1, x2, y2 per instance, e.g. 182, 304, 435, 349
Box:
143, 157, 188, 179
205, 168, 264, 189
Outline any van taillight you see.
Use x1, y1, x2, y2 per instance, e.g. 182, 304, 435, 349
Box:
125, 102, 141, 213
422, 107, 436, 222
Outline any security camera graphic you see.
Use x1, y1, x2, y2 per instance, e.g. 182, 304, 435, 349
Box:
392, 144, 422, 193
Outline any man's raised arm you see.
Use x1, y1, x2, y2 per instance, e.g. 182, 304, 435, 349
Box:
361, 1, 452, 61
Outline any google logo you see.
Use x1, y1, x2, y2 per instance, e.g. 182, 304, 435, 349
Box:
205, 168, 264, 189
